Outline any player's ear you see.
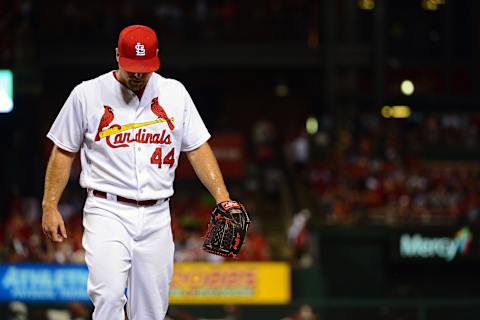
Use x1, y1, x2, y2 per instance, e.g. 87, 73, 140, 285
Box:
115, 48, 120, 62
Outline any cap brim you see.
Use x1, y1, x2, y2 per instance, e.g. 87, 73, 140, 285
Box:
119, 56, 160, 73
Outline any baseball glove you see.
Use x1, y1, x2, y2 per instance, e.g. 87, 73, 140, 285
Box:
203, 200, 251, 258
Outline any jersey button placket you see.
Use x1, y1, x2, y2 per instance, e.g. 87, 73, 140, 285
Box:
132, 128, 141, 199
134, 110, 144, 198
134, 99, 149, 199
137, 165, 143, 195
132, 96, 143, 199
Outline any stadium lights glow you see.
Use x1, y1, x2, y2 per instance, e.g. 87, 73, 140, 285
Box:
306, 116, 319, 135
400, 80, 415, 96
275, 84, 289, 97
422, 0, 445, 11
381, 106, 411, 119
358, 0, 375, 10
0, 70, 13, 113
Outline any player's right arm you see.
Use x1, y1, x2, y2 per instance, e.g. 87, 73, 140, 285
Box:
41, 145, 76, 242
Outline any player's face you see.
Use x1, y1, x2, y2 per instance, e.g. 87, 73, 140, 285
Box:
115, 48, 155, 92
118, 69, 152, 92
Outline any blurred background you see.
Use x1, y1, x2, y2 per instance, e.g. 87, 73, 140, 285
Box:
1, 0, 480, 319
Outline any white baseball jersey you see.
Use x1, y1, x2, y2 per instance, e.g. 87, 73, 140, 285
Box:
47, 71, 210, 200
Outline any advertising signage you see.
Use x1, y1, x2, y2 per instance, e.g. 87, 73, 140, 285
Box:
392, 226, 480, 263
0, 69, 13, 113
0, 264, 89, 302
0, 262, 291, 304
170, 262, 291, 305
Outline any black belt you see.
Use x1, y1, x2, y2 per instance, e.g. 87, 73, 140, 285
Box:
92, 190, 162, 207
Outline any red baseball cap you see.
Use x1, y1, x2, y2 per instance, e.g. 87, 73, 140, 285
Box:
117, 25, 160, 73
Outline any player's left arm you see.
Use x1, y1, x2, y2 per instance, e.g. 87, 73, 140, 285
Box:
185, 142, 230, 204
188, 142, 251, 257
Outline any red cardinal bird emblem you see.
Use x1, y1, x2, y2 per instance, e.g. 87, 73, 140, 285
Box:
151, 97, 174, 131
95, 106, 114, 141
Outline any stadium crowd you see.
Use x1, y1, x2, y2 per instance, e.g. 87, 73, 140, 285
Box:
1, 1, 477, 319
1, 110, 479, 266
303, 112, 480, 226
0, 187, 270, 265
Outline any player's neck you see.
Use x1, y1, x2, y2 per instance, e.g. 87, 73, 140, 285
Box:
113, 70, 146, 99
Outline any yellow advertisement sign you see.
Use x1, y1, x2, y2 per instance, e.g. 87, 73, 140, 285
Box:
169, 262, 291, 305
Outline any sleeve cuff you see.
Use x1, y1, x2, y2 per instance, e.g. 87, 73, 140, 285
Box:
46, 133, 80, 153
181, 133, 211, 152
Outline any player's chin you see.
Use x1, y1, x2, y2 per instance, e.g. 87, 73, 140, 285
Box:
128, 81, 144, 91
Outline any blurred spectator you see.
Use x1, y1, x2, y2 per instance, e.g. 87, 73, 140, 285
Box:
287, 131, 310, 171
7, 301, 28, 320
237, 221, 271, 261
288, 209, 312, 266
281, 304, 321, 320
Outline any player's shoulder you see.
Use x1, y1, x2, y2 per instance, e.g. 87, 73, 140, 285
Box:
151, 73, 187, 92
82, 71, 114, 88
72, 71, 113, 94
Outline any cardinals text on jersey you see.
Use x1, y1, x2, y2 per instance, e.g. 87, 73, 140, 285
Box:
47, 72, 210, 200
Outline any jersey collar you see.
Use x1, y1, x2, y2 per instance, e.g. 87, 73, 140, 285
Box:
112, 70, 149, 100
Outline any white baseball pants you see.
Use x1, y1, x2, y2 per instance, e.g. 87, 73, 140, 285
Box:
82, 195, 174, 320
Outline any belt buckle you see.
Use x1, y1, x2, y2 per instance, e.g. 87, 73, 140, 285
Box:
136, 199, 152, 206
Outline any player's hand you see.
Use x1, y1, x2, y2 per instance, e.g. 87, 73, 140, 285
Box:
42, 207, 68, 242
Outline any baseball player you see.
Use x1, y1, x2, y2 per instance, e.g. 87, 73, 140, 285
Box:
41, 25, 234, 320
